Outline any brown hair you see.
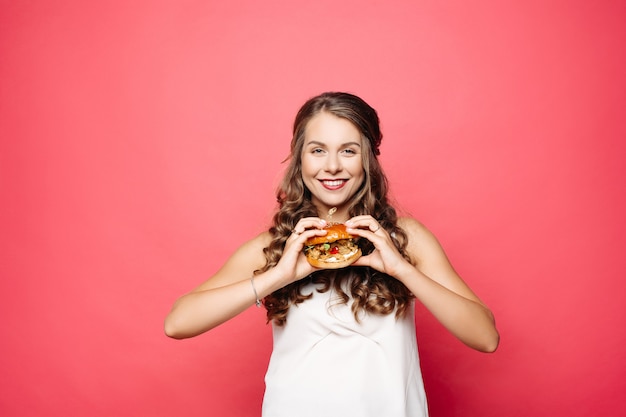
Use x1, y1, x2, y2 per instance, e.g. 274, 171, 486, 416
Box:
256, 92, 414, 325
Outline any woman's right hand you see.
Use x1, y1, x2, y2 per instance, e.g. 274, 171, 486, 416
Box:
273, 217, 328, 285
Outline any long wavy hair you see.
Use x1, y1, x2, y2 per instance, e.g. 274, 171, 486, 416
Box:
256, 92, 414, 326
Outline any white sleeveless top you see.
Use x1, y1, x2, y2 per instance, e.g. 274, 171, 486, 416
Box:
262, 281, 428, 417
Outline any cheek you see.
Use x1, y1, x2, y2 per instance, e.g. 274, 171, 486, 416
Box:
348, 158, 365, 177
300, 156, 316, 180
302, 154, 321, 171
300, 156, 310, 173
352, 160, 366, 187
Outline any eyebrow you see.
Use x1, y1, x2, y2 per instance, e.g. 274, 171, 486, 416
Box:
305, 140, 362, 148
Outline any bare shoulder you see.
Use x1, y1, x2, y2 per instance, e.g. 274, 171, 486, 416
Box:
397, 216, 431, 239
397, 216, 483, 302
222, 230, 273, 272
193, 230, 273, 291
397, 216, 438, 247
397, 216, 450, 267
235, 230, 274, 257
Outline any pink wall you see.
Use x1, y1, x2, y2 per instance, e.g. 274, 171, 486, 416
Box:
1, 1, 624, 416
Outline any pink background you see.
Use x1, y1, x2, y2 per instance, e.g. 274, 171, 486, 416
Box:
1, 1, 625, 416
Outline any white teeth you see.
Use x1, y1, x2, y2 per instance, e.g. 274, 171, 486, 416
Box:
323, 180, 344, 187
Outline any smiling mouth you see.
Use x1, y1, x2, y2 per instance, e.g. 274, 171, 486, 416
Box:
320, 179, 347, 190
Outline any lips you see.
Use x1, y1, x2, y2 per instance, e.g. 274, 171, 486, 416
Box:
320, 179, 347, 190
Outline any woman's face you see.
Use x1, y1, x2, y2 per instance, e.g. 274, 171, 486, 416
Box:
301, 111, 365, 220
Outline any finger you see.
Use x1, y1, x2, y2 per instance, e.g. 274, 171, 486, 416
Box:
346, 216, 381, 232
346, 223, 384, 238
345, 215, 373, 225
289, 224, 328, 243
350, 255, 369, 267
292, 218, 327, 235
351, 252, 382, 272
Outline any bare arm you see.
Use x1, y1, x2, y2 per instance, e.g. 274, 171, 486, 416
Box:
399, 217, 499, 352
164, 232, 273, 339
164, 219, 328, 339
348, 216, 499, 353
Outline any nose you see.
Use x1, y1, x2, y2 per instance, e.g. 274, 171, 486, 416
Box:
324, 152, 342, 174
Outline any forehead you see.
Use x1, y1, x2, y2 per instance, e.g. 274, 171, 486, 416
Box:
304, 112, 362, 144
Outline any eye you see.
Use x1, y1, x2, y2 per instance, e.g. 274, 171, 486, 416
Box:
341, 147, 358, 156
311, 148, 325, 154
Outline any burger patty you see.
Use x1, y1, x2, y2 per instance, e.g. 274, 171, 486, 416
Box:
304, 239, 359, 262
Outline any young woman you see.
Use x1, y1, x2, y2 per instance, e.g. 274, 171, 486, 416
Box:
165, 92, 499, 417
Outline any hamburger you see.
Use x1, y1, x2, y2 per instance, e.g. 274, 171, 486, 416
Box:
304, 223, 362, 269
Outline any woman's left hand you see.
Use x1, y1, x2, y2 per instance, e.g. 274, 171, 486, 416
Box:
345, 215, 412, 278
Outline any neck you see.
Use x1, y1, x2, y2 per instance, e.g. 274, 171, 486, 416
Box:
316, 205, 349, 224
